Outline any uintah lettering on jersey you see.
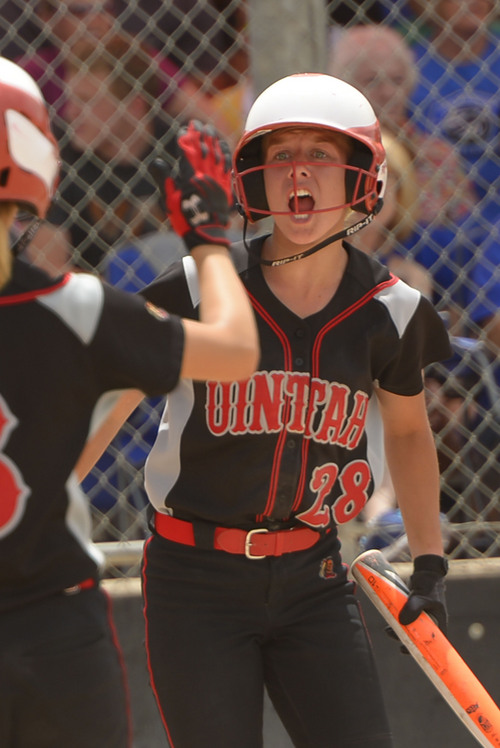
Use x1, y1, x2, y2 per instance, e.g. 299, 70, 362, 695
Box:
206, 371, 367, 449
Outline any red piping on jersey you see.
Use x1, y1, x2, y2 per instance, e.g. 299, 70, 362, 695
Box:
0, 273, 71, 306
247, 276, 399, 519
311, 276, 399, 371
247, 292, 294, 521
290, 275, 399, 514
291, 438, 312, 514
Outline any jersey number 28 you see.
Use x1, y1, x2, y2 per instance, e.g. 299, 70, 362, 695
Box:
297, 460, 371, 526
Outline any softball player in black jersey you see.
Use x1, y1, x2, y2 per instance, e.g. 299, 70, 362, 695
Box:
0, 58, 257, 748
139, 74, 452, 748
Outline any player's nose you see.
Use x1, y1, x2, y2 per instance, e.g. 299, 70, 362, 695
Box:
288, 161, 311, 180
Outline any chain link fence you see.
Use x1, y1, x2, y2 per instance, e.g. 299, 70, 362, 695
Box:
1, 0, 499, 572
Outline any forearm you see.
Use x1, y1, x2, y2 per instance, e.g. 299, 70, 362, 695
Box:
75, 389, 144, 482
181, 245, 259, 381
385, 427, 444, 559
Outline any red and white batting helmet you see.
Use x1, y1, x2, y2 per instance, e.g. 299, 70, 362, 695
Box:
0, 57, 59, 218
233, 73, 387, 223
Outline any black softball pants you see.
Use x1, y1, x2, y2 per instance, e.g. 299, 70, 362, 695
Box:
143, 531, 393, 748
0, 587, 131, 748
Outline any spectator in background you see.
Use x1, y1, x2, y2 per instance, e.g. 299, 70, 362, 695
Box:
406, 0, 500, 235
17, 0, 117, 123
352, 129, 432, 298
396, 0, 500, 38
0, 1, 41, 60
470, 223, 500, 352
425, 338, 500, 525
44, 41, 178, 272
329, 23, 474, 227
115, 0, 252, 144
407, 0, 500, 228
19, 219, 75, 277
16, 0, 225, 135
118, 0, 249, 92
329, 22, 500, 349
404, 0, 500, 350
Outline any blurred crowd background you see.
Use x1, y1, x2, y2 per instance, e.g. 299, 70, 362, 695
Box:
2, 0, 500, 570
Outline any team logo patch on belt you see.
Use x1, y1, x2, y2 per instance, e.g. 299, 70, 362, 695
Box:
319, 556, 337, 580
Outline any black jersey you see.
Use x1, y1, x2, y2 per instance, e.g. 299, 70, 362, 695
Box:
0, 257, 184, 610
141, 239, 451, 529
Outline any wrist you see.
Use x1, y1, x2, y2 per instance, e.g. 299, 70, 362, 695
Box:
413, 554, 448, 576
190, 244, 231, 260
183, 228, 230, 252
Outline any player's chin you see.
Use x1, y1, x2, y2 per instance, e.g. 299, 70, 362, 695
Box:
295, 216, 344, 245
276, 212, 322, 239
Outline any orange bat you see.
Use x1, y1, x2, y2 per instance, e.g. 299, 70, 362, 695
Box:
351, 549, 500, 748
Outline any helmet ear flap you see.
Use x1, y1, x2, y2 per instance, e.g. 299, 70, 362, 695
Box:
234, 136, 269, 222
345, 142, 381, 215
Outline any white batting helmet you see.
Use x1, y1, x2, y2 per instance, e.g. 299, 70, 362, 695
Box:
0, 57, 59, 218
233, 73, 387, 223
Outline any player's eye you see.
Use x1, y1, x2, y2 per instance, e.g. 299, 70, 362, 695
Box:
272, 150, 291, 162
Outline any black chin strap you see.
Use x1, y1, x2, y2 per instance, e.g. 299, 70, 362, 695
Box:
243, 212, 375, 267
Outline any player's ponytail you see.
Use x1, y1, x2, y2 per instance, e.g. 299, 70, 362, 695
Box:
0, 203, 17, 290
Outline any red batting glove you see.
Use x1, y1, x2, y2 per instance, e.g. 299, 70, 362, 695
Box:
151, 120, 233, 251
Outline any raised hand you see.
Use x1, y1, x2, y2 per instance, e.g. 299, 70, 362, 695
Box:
151, 120, 233, 251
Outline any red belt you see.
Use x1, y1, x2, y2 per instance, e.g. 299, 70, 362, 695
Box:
154, 512, 321, 559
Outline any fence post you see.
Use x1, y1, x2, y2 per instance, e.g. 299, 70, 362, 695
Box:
247, 0, 329, 96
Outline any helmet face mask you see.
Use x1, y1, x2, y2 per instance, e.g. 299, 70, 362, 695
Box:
0, 57, 59, 219
235, 151, 381, 221
233, 74, 386, 225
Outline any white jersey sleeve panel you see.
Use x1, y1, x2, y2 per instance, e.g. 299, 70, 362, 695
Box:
182, 255, 200, 308
65, 472, 105, 569
144, 378, 195, 511
86, 390, 127, 438
364, 392, 385, 493
375, 278, 421, 338
37, 273, 104, 344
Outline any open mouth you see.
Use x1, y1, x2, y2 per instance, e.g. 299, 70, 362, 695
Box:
288, 189, 315, 217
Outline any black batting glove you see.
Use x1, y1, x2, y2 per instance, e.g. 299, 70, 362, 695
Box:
399, 554, 448, 635
151, 120, 233, 251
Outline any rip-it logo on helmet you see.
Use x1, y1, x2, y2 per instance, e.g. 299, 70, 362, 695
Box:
232, 73, 387, 266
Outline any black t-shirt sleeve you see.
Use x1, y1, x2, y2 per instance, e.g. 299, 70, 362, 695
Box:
91, 283, 185, 396
140, 256, 199, 319
377, 294, 452, 396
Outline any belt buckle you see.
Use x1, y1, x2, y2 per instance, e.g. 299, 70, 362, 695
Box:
244, 528, 269, 559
